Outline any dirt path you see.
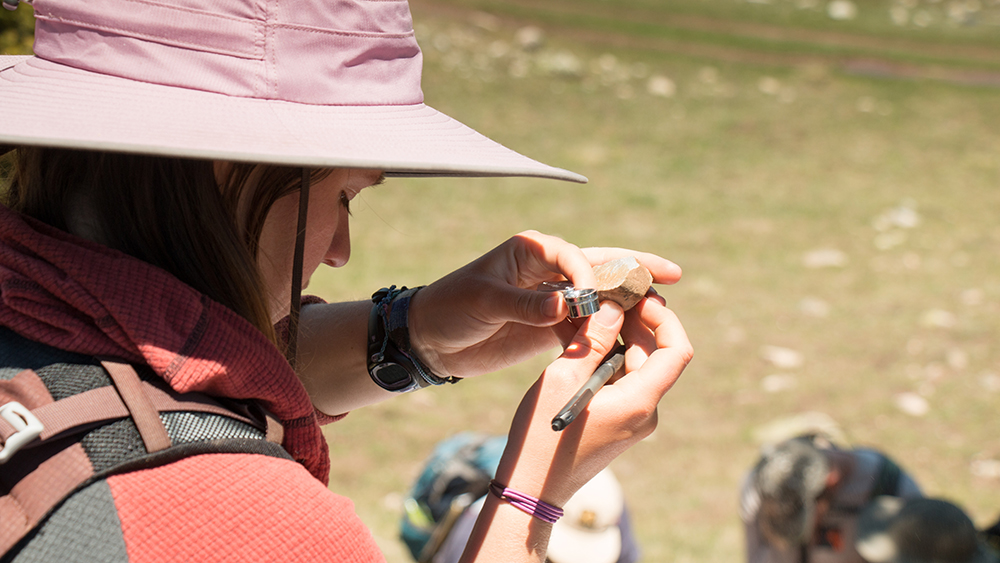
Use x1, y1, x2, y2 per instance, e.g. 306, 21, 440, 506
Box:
415, 0, 1000, 88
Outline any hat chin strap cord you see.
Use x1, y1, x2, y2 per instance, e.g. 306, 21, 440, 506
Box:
284, 167, 310, 369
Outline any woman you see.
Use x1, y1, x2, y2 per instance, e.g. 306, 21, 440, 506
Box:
0, 0, 692, 561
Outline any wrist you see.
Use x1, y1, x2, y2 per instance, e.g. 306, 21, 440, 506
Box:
367, 285, 460, 393
405, 285, 450, 378
494, 457, 575, 509
488, 479, 564, 524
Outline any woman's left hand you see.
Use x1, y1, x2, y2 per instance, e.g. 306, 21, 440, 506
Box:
407, 230, 682, 378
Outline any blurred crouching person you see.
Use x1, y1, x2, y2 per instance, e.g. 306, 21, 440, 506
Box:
739, 434, 922, 563
855, 496, 999, 563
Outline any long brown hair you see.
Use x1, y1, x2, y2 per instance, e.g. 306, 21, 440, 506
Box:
1, 147, 330, 346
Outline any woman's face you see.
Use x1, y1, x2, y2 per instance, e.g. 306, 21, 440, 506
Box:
257, 168, 384, 322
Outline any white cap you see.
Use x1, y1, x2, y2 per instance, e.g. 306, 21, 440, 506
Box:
548, 468, 625, 563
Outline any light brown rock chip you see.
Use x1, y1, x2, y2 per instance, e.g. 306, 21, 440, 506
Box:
592, 256, 652, 311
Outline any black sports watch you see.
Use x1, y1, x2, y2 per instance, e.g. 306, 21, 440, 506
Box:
367, 286, 458, 393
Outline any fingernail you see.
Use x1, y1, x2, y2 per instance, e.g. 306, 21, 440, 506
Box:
592, 302, 622, 327
543, 294, 562, 319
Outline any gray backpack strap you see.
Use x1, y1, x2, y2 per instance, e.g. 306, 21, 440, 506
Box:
0, 361, 287, 557
99, 359, 172, 453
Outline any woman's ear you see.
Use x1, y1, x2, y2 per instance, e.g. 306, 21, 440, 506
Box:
825, 466, 841, 490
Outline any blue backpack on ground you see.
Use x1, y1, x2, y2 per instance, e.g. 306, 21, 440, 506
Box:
399, 433, 507, 562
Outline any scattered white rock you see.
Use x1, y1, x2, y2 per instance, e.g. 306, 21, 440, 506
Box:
799, 297, 831, 318
758, 76, 782, 95
382, 491, 404, 510
470, 11, 501, 32
913, 9, 934, 26
980, 372, 1000, 392
895, 392, 930, 416
515, 26, 545, 51
960, 288, 984, 306
890, 5, 911, 24
647, 75, 677, 97
947, 0, 981, 21
828, 0, 858, 19
971, 458, 1000, 479
487, 40, 510, 59
594, 53, 619, 74
537, 51, 584, 77
803, 248, 848, 269
919, 309, 956, 329
946, 348, 968, 370
762, 373, 798, 393
761, 345, 804, 369
874, 231, 907, 250
873, 202, 921, 231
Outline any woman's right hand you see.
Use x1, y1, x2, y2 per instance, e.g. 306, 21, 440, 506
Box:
459, 294, 691, 563
495, 293, 692, 507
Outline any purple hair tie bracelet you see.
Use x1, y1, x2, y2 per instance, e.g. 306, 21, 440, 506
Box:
488, 480, 564, 524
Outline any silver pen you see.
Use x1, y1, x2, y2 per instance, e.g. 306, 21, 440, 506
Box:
551, 344, 626, 431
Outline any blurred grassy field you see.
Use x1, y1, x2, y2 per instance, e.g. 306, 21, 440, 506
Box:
4, 0, 1000, 560
312, 1, 1000, 561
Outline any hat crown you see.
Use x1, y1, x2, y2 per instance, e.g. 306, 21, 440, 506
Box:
31, 0, 424, 105
561, 468, 624, 532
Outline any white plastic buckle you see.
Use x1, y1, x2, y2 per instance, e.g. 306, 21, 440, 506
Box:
0, 401, 44, 464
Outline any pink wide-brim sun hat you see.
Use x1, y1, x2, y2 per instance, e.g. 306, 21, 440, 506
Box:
0, 0, 586, 183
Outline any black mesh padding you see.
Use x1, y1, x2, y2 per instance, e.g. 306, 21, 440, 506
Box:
163, 411, 264, 444
35, 362, 111, 402
80, 419, 147, 474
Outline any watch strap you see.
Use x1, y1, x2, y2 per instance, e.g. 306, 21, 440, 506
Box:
367, 286, 458, 393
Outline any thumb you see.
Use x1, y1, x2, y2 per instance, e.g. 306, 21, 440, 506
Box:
500, 286, 566, 327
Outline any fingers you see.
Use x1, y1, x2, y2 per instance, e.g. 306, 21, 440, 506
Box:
508, 231, 600, 289
616, 297, 693, 401
581, 247, 683, 286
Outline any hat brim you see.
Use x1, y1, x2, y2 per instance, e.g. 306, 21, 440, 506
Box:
548, 524, 622, 563
0, 56, 586, 183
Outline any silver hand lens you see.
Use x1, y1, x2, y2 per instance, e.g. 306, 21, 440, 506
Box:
538, 281, 600, 318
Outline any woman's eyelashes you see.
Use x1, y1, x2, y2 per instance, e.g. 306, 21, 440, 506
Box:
340, 191, 352, 215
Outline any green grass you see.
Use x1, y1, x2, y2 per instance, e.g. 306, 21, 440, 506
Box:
312, 4, 1000, 561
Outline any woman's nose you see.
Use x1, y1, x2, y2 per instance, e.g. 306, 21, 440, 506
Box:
322, 209, 351, 268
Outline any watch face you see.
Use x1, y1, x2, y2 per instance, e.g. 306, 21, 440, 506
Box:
372, 362, 413, 391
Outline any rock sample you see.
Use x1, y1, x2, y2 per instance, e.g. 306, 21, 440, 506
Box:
592, 256, 652, 311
